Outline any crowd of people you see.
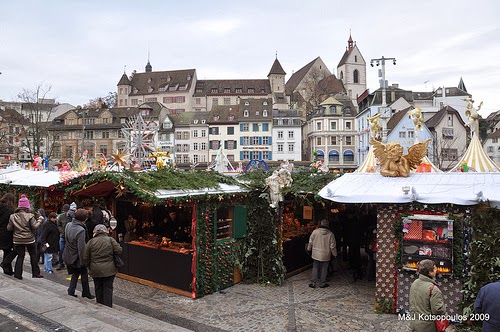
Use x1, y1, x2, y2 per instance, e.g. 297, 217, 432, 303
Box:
0, 194, 121, 308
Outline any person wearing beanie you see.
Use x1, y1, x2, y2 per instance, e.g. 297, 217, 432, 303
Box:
56, 204, 70, 270
84, 223, 122, 307
62, 208, 94, 299
6, 194, 44, 279
307, 219, 337, 288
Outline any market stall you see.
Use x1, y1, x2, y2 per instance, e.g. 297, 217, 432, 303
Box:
318, 171, 500, 314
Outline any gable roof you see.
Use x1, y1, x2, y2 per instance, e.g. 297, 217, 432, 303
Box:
285, 57, 320, 94
208, 105, 240, 124
425, 105, 465, 129
194, 79, 271, 96
268, 58, 286, 76
387, 107, 411, 131
127, 69, 196, 96
117, 73, 130, 86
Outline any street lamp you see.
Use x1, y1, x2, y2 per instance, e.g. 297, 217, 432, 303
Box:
370, 56, 396, 106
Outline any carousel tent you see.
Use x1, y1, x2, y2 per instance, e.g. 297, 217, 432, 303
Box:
449, 133, 500, 172
0, 168, 62, 187
318, 172, 500, 207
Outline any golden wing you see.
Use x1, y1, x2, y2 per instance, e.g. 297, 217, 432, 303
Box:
403, 139, 431, 170
370, 139, 389, 165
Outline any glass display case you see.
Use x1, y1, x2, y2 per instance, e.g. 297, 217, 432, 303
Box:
401, 214, 453, 275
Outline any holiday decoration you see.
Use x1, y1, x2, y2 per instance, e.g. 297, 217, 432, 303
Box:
371, 139, 431, 177
109, 150, 130, 169
121, 112, 159, 167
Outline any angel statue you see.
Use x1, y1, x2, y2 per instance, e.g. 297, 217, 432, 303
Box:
370, 139, 431, 177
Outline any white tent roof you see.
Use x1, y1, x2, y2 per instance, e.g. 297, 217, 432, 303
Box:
0, 169, 62, 188
449, 133, 500, 172
318, 172, 500, 207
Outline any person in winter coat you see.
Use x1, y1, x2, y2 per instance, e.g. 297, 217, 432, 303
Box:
408, 259, 446, 332
0, 193, 16, 275
67, 202, 77, 223
35, 208, 48, 264
6, 194, 44, 279
41, 212, 59, 274
84, 224, 122, 307
62, 208, 95, 299
56, 204, 70, 270
307, 219, 337, 288
474, 280, 500, 332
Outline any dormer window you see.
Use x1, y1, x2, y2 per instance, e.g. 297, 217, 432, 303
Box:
224, 88, 231, 93
244, 101, 250, 106
147, 77, 152, 83
168, 85, 177, 91
244, 110, 249, 117
133, 88, 139, 93
187, 74, 191, 80
263, 110, 268, 117
248, 88, 254, 93
201, 119, 206, 124
211, 88, 218, 93
167, 76, 171, 82
228, 114, 235, 121
263, 101, 268, 106
213, 115, 220, 121
193, 119, 199, 124
148, 86, 153, 93
179, 84, 187, 91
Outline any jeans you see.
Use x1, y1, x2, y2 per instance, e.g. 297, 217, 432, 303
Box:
14, 243, 40, 278
94, 275, 115, 307
43, 252, 53, 272
311, 260, 329, 287
58, 237, 66, 266
68, 265, 91, 297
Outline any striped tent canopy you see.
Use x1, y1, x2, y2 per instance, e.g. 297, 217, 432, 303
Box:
449, 133, 500, 172
355, 148, 377, 173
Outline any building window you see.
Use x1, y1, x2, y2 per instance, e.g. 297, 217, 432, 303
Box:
316, 122, 322, 131
353, 70, 359, 83
492, 138, 498, 143
247, 88, 254, 93
263, 110, 268, 117
201, 142, 207, 150
262, 137, 269, 145
65, 146, 73, 158
183, 144, 189, 152
224, 88, 231, 93
399, 131, 406, 138
102, 131, 109, 139
331, 136, 337, 145
195, 98, 201, 105
488, 146, 493, 153
408, 131, 414, 138
84, 131, 94, 139
442, 128, 454, 139
163, 97, 173, 104
278, 144, 283, 152
182, 131, 189, 139
211, 141, 219, 150
224, 98, 231, 105
193, 143, 198, 150
242, 137, 250, 145
176, 132, 182, 140
442, 148, 458, 160
316, 137, 322, 145
278, 131, 283, 139
288, 131, 294, 139
84, 118, 95, 125
193, 130, 198, 138
99, 145, 108, 156
262, 151, 270, 160
253, 124, 259, 132
193, 155, 199, 163
244, 110, 249, 117
201, 130, 207, 138
345, 121, 352, 130
330, 121, 337, 130
227, 127, 234, 135
251, 137, 259, 145
175, 96, 185, 103
242, 151, 250, 160
242, 123, 249, 132
118, 130, 124, 138
344, 150, 354, 162
345, 136, 352, 145
251, 151, 259, 159
235, 88, 242, 93
212, 98, 218, 105
210, 127, 219, 135
211, 88, 218, 93
288, 143, 294, 152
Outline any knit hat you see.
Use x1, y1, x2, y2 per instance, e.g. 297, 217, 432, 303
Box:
320, 219, 329, 228
69, 202, 77, 211
93, 224, 108, 237
18, 194, 30, 209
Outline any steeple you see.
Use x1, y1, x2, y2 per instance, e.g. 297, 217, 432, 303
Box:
145, 49, 152, 72
347, 31, 354, 51
268, 57, 286, 77
458, 77, 467, 93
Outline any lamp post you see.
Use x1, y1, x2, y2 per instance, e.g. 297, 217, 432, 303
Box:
370, 56, 396, 107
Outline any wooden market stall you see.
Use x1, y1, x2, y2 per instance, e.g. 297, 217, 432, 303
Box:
62, 169, 283, 298
319, 171, 500, 314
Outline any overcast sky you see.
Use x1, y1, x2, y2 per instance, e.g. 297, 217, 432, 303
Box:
1, 0, 499, 117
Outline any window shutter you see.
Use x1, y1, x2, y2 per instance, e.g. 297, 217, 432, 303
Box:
240, 124, 244, 131
268, 136, 272, 144
240, 137, 244, 145
224, 141, 228, 149
268, 152, 272, 160
258, 137, 263, 145
240, 151, 244, 160
258, 151, 262, 160
233, 206, 247, 238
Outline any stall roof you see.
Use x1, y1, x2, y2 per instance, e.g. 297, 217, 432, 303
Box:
155, 183, 248, 198
0, 169, 62, 188
318, 172, 500, 207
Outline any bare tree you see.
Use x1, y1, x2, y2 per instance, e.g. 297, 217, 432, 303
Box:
431, 132, 468, 171
84, 92, 117, 109
15, 83, 55, 160
301, 67, 329, 112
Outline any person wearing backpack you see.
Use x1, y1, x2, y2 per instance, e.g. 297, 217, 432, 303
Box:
56, 204, 70, 270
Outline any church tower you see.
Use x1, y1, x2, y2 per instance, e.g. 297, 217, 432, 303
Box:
336, 33, 367, 108
268, 56, 288, 108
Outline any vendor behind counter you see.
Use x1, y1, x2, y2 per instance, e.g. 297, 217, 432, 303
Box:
155, 208, 191, 243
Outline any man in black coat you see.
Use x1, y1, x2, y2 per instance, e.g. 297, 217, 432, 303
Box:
41, 212, 59, 274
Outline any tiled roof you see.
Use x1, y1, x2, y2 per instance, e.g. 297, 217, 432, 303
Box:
487, 128, 500, 139
434, 86, 471, 98
285, 57, 320, 94
318, 75, 345, 95
117, 73, 130, 86
425, 105, 465, 129
337, 49, 350, 68
387, 107, 411, 131
370, 86, 414, 105
268, 58, 286, 76
194, 79, 271, 96
169, 112, 195, 127
208, 105, 240, 124
412, 91, 434, 100
126, 69, 196, 96
238, 98, 273, 121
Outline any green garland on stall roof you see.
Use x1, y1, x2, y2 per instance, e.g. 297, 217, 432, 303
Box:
0, 184, 44, 211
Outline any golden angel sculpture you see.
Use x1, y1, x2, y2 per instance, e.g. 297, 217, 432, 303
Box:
370, 139, 431, 177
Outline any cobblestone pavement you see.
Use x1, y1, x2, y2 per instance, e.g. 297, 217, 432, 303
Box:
28, 260, 411, 331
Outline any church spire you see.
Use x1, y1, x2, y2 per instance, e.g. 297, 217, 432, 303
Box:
458, 77, 467, 93
347, 30, 354, 51
145, 48, 152, 72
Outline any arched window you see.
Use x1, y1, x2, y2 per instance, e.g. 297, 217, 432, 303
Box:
315, 150, 325, 161
353, 70, 359, 83
328, 150, 339, 162
343, 150, 354, 162
340, 71, 344, 80
244, 110, 249, 117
